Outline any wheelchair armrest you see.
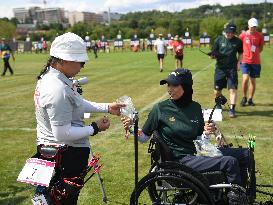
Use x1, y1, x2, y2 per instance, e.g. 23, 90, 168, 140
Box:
149, 132, 175, 163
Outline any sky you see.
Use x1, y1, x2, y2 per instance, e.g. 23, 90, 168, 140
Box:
0, 0, 271, 18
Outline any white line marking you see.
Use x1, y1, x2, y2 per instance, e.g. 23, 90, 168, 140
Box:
0, 128, 36, 131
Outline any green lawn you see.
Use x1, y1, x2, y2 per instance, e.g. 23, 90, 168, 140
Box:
0, 47, 272, 204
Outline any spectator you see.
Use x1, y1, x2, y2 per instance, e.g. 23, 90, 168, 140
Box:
172, 35, 184, 69
239, 18, 264, 106
154, 34, 167, 72
210, 23, 243, 118
0, 38, 15, 76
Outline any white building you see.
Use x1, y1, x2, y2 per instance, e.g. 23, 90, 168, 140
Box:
68, 11, 104, 26
36, 8, 67, 24
13, 8, 29, 23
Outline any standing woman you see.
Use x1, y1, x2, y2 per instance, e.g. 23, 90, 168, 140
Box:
172, 35, 184, 69
34, 32, 124, 204
0, 38, 15, 76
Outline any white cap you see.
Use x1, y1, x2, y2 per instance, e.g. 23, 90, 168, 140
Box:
50, 32, 88, 62
248, 18, 258, 27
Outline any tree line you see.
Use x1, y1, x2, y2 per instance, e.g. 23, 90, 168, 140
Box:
1, 3, 272, 43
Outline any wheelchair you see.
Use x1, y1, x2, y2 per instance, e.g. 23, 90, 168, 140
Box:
130, 133, 255, 205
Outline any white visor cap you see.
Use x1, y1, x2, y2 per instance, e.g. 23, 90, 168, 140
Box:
248, 18, 258, 27
50, 32, 89, 62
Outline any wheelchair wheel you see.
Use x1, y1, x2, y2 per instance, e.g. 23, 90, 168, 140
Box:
151, 161, 210, 187
130, 169, 214, 205
246, 149, 256, 199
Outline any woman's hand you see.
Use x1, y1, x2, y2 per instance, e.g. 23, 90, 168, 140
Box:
203, 122, 216, 135
108, 103, 126, 116
96, 116, 110, 131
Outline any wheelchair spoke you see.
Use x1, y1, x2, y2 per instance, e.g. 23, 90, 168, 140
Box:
131, 171, 212, 205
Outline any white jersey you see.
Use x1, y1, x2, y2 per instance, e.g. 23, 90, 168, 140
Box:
34, 67, 108, 147
154, 39, 166, 54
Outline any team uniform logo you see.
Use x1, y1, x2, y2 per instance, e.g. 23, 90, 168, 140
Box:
169, 116, 176, 122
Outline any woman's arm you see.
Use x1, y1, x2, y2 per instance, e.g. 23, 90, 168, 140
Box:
52, 117, 110, 142
83, 99, 125, 115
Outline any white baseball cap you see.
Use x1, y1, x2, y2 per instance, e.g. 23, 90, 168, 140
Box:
50, 32, 88, 62
248, 18, 258, 27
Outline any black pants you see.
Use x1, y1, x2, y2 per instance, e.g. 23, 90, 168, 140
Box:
179, 148, 252, 187
2, 58, 13, 76
93, 49, 98, 58
35, 146, 90, 205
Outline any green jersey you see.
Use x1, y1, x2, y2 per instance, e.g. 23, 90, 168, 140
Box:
212, 35, 243, 69
142, 99, 204, 160
0, 43, 12, 59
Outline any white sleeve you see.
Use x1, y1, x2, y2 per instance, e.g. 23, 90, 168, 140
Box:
83, 99, 109, 113
51, 123, 96, 142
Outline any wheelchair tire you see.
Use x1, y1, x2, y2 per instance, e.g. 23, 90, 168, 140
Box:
130, 169, 214, 205
152, 161, 210, 187
246, 149, 256, 199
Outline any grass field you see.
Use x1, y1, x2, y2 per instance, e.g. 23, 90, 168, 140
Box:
0, 47, 272, 205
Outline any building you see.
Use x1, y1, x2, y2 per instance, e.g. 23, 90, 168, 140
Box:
13, 7, 67, 24
13, 8, 29, 23
36, 8, 67, 24
100, 11, 122, 24
68, 11, 103, 26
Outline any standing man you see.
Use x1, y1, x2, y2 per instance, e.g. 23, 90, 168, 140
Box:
210, 23, 243, 118
92, 41, 99, 58
239, 18, 264, 106
0, 38, 15, 76
154, 34, 167, 72
172, 35, 184, 69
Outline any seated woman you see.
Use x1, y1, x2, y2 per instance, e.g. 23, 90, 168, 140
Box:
122, 68, 255, 202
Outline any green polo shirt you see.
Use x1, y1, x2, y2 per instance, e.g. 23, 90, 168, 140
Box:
142, 99, 204, 160
212, 35, 243, 69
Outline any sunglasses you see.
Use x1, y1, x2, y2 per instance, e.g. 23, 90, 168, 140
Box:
80, 62, 85, 68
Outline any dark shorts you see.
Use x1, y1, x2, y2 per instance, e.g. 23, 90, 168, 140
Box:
157, 54, 165, 60
241, 63, 261, 78
214, 68, 238, 90
175, 55, 183, 60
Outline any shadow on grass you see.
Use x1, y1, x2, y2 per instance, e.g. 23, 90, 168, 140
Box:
236, 109, 273, 117
0, 185, 32, 205
0, 196, 28, 205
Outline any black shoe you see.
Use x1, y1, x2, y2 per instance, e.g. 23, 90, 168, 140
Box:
228, 186, 248, 205
160, 68, 163, 72
248, 99, 255, 106
240, 97, 247, 106
228, 109, 236, 118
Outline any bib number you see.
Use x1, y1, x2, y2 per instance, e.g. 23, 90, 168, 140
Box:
17, 158, 55, 187
251, 45, 256, 52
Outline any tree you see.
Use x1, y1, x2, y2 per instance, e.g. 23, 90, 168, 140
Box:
129, 19, 138, 29
0, 20, 16, 39
200, 16, 227, 43
10, 17, 19, 26
154, 27, 168, 36
68, 22, 90, 38
169, 19, 182, 36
